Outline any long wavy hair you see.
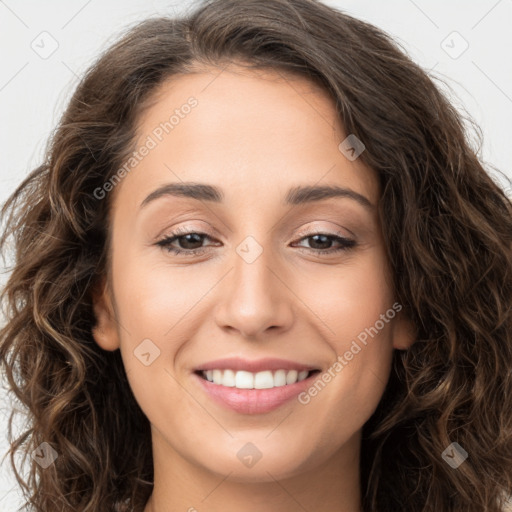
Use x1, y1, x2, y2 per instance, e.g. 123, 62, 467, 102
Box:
1, 0, 511, 510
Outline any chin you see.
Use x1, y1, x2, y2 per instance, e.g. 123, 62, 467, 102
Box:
194, 441, 316, 483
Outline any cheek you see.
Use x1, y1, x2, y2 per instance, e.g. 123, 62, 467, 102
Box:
290, 248, 395, 424
108, 249, 191, 404
292, 245, 394, 346
111, 246, 202, 341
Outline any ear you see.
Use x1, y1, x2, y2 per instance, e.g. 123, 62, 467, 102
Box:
391, 308, 416, 351
91, 278, 120, 351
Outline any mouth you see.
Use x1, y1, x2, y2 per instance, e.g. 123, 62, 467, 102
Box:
192, 366, 322, 415
194, 368, 321, 390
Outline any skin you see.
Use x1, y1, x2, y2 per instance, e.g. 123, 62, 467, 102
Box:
92, 63, 415, 512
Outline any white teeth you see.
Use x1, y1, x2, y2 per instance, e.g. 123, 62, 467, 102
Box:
235, 371, 254, 389
274, 369, 287, 387
298, 370, 309, 382
222, 369, 236, 387
212, 369, 223, 385
201, 369, 312, 389
286, 369, 298, 384
254, 370, 274, 389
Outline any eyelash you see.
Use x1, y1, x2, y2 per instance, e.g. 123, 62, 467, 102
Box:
155, 226, 357, 256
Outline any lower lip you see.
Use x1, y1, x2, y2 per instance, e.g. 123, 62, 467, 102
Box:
193, 371, 318, 414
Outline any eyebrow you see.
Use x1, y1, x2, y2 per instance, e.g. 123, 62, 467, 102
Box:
140, 182, 374, 210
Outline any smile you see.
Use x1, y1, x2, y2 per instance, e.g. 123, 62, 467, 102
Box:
193, 365, 322, 414
198, 369, 317, 389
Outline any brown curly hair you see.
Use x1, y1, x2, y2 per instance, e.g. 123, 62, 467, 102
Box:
1, 0, 511, 510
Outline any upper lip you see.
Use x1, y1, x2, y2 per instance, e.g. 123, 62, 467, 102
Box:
194, 357, 320, 373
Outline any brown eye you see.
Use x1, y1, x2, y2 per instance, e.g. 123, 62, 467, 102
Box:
156, 230, 217, 256
293, 233, 357, 255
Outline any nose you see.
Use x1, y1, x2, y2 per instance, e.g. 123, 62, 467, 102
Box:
214, 242, 294, 339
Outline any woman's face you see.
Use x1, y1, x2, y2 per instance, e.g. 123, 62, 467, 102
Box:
92, 64, 414, 483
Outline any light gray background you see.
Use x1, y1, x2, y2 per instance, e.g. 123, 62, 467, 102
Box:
1, 0, 511, 509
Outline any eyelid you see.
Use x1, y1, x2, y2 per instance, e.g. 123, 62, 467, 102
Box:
293, 223, 355, 241
157, 222, 217, 240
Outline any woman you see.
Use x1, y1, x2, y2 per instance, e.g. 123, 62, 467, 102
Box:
1, 0, 511, 510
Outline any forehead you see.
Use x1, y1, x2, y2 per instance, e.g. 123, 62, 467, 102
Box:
112, 64, 379, 213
